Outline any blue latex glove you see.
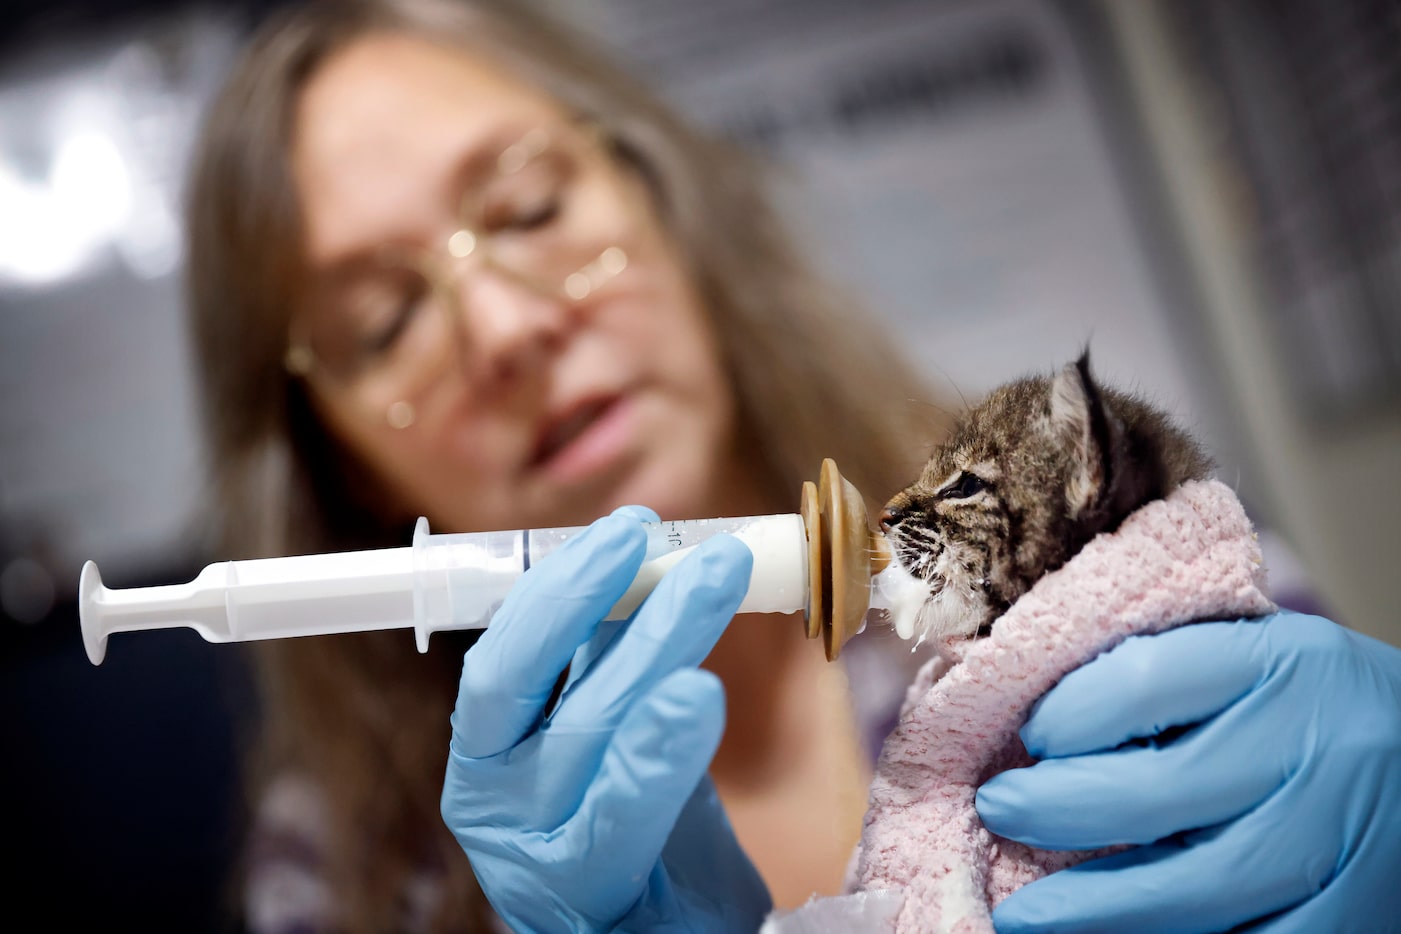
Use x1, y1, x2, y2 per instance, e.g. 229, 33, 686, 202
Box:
440, 506, 773, 933
977, 611, 1401, 933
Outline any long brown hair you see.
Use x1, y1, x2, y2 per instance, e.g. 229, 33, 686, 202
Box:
185, 0, 944, 929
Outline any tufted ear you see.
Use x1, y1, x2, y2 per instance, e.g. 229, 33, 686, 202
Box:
1049, 351, 1114, 516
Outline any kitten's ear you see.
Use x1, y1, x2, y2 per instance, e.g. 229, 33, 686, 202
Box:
1050, 352, 1114, 515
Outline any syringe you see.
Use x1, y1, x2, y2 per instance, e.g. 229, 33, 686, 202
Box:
79, 459, 894, 665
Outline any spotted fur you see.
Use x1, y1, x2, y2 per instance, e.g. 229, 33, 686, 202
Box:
881, 351, 1212, 643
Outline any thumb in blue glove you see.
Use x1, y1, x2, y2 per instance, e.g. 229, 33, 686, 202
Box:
441, 506, 772, 933
977, 611, 1401, 933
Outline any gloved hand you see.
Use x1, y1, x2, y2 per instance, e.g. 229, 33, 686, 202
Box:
441, 506, 773, 933
976, 611, 1401, 933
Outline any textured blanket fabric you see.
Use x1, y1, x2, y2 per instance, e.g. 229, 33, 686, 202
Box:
779, 479, 1275, 933
846, 478, 1277, 929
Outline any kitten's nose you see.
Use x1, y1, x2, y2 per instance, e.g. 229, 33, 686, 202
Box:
878, 506, 904, 532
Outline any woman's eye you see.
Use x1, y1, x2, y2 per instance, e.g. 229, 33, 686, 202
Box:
501, 194, 560, 231
940, 472, 988, 500
361, 286, 429, 356
482, 161, 568, 233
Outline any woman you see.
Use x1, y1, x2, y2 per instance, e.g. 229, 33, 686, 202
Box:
187, 0, 938, 929
187, 1, 1401, 932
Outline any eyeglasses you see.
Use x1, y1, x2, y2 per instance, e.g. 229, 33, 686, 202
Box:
284, 121, 635, 429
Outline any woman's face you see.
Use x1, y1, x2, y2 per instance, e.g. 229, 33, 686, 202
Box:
290, 33, 738, 531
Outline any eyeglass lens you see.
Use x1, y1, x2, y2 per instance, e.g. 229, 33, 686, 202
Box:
292, 124, 635, 415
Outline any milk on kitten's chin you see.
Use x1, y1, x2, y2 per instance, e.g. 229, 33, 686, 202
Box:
873, 559, 988, 645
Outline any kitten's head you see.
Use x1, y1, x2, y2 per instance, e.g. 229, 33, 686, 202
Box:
879, 351, 1211, 644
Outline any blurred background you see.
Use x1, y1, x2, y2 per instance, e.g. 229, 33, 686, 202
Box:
2, 0, 1397, 927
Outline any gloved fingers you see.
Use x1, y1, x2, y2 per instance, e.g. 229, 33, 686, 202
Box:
1241, 848, 1390, 934
557, 509, 662, 697
991, 782, 1328, 934
612, 504, 662, 524
1020, 618, 1271, 758
1245, 892, 1362, 934
560, 668, 727, 901
1242, 737, 1401, 934
663, 773, 762, 889
979, 690, 1287, 849
619, 772, 773, 931
452, 510, 648, 759
551, 533, 752, 729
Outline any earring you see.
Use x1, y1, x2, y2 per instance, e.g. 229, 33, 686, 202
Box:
386, 400, 416, 430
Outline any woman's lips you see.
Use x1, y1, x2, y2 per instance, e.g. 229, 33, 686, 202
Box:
529, 393, 636, 484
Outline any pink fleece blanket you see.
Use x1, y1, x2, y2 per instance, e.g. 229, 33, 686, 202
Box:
763, 479, 1275, 933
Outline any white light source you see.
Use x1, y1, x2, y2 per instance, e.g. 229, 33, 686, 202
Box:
0, 130, 133, 287
0, 163, 86, 285
52, 130, 132, 236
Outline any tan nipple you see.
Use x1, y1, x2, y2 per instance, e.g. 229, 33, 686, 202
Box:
800, 458, 892, 662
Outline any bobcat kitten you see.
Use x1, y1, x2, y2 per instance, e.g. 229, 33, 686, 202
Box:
880, 351, 1212, 643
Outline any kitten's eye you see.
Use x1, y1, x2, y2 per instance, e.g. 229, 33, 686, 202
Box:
940, 472, 989, 500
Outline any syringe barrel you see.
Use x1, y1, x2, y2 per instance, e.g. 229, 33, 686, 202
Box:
412, 522, 521, 652
80, 513, 810, 664
411, 514, 809, 652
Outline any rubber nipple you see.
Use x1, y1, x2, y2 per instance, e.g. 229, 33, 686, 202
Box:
800, 458, 892, 661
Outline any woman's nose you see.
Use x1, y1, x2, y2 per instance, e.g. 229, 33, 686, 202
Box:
452, 264, 573, 384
